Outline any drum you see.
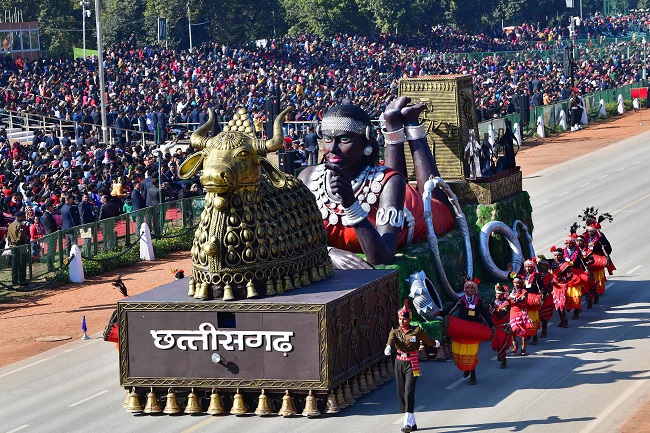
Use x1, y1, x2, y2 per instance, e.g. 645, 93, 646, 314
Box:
443, 315, 493, 342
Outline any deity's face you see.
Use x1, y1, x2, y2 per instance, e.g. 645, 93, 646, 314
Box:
322, 128, 366, 173
524, 264, 535, 274
553, 253, 563, 262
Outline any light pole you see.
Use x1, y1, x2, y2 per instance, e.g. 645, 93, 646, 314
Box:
80, 1, 91, 59
566, 0, 576, 87
641, 36, 648, 80
187, 1, 192, 51
95, 0, 108, 145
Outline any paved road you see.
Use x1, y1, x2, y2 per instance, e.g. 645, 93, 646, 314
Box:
2, 132, 650, 433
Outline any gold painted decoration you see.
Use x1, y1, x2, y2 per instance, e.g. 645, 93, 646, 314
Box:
179, 106, 332, 301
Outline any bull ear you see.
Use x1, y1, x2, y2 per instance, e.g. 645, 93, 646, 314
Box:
260, 158, 287, 188
178, 152, 204, 180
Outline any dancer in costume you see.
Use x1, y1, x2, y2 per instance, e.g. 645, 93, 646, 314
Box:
584, 222, 615, 302
386, 301, 440, 433
575, 235, 597, 309
550, 247, 569, 328
489, 284, 512, 369
520, 258, 545, 346
299, 98, 454, 269
439, 279, 493, 384
536, 258, 555, 337
508, 276, 534, 356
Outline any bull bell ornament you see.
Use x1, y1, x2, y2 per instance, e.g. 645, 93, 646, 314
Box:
179, 106, 333, 301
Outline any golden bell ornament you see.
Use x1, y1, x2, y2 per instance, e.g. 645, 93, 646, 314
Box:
265, 280, 276, 296
246, 280, 259, 299
278, 390, 297, 417
188, 279, 196, 297
125, 388, 143, 413
230, 389, 247, 415
334, 386, 348, 410
302, 390, 321, 417
365, 369, 377, 391
372, 366, 383, 386
342, 381, 355, 406
275, 278, 285, 294
350, 376, 362, 398
207, 389, 227, 415
310, 267, 321, 282
379, 360, 391, 381
122, 390, 130, 408
301, 270, 310, 286
223, 284, 235, 301
193, 281, 203, 299
185, 388, 203, 414
163, 388, 182, 415
325, 390, 340, 414
293, 273, 302, 289
284, 275, 294, 291
254, 389, 274, 416
143, 388, 162, 414
358, 372, 370, 394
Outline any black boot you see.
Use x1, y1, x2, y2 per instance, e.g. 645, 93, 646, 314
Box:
573, 309, 580, 320
541, 320, 548, 338
500, 359, 507, 369
532, 334, 538, 345
594, 294, 600, 304
469, 369, 476, 385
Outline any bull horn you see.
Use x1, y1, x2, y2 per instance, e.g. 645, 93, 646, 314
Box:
190, 108, 214, 150
262, 107, 293, 154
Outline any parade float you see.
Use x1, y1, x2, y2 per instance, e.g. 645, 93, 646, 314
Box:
114, 75, 535, 416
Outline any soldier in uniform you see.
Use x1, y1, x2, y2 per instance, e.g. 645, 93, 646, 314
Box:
385, 300, 440, 433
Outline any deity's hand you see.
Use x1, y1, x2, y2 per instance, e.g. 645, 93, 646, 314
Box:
328, 247, 374, 270
325, 163, 356, 208
382, 96, 411, 132
401, 102, 426, 126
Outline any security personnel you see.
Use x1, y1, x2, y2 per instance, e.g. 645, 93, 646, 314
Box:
385, 300, 440, 433
7, 211, 29, 285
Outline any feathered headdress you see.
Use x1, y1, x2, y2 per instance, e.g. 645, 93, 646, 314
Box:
579, 207, 613, 227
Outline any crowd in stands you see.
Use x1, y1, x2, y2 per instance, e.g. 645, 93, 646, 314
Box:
0, 13, 648, 253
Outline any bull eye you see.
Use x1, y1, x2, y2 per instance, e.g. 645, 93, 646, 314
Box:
236, 150, 251, 158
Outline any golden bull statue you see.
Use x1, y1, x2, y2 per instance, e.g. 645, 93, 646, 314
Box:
179, 107, 332, 301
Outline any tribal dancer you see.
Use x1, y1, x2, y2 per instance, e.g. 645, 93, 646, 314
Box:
440, 279, 493, 384
584, 222, 615, 303
537, 258, 555, 337
508, 276, 533, 356
490, 284, 512, 369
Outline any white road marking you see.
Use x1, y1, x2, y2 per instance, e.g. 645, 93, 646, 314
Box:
393, 405, 425, 424
0, 357, 52, 379
579, 182, 590, 187
558, 191, 569, 196
626, 265, 642, 275
613, 193, 650, 215
634, 160, 642, 164
445, 377, 467, 390
6, 425, 29, 433
598, 174, 608, 179
68, 390, 110, 407
536, 200, 548, 206
578, 378, 647, 433
616, 167, 625, 172
182, 417, 218, 433
608, 282, 616, 288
